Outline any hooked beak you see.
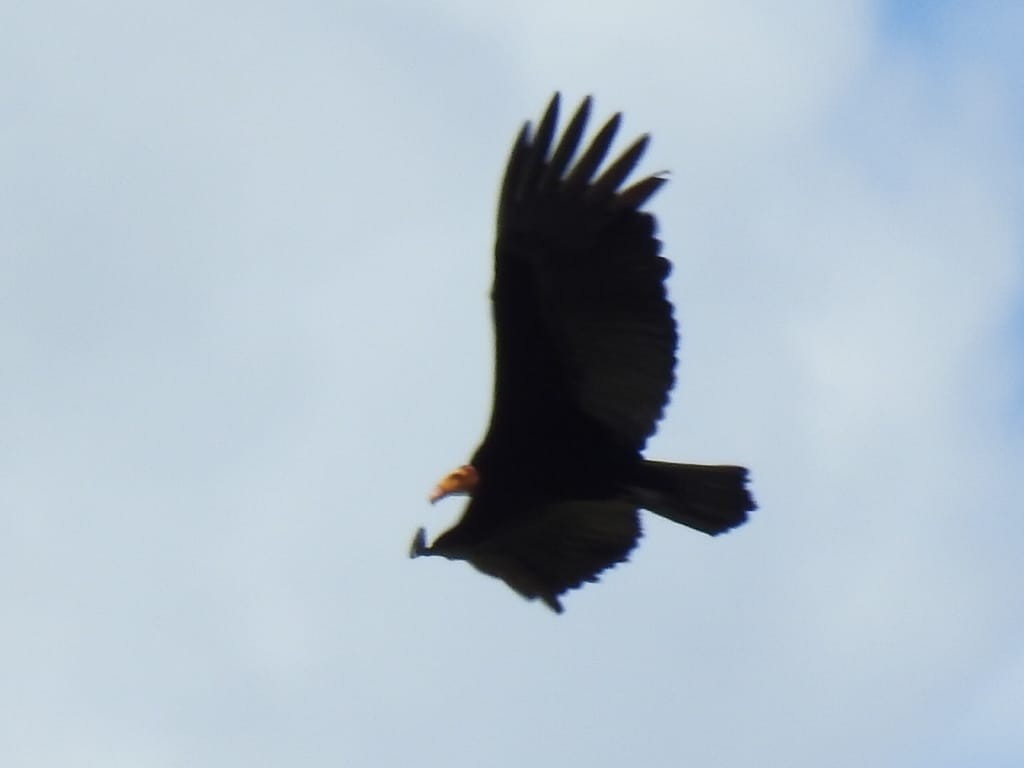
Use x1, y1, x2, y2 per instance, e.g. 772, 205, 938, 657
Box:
428, 464, 479, 504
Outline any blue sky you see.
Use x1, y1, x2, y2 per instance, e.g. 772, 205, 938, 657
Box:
3, 1, 1023, 766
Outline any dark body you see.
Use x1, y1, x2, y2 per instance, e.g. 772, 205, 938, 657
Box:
412, 94, 755, 612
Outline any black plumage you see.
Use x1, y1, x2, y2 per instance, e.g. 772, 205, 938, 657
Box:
412, 94, 755, 613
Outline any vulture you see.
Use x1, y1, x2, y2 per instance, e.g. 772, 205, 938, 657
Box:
411, 94, 755, 613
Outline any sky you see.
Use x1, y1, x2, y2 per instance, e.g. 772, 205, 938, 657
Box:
2, 1, 1023, 766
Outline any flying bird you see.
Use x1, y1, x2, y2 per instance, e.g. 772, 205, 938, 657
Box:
411, 93, 755, 613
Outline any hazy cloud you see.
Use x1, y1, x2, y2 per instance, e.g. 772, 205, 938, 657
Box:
2, 1, 1021, 766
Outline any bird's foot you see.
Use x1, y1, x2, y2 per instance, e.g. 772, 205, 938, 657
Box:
409, 527, 430, 558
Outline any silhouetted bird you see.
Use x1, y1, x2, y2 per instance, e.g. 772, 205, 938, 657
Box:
411, 94, 755, 613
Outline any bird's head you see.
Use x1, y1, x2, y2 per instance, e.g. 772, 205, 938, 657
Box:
411, 466, 481, 561
428, 464, 479, 504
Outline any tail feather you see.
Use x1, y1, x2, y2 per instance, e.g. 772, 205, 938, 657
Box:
626, 460, 755, 535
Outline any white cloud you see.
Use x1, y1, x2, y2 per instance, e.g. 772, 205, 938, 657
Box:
1, 1, 1021, 766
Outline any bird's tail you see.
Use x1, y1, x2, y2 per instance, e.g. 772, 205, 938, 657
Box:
625, 460, 755, 535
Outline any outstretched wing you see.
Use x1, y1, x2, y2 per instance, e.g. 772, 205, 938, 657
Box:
484, 94, 677, 460
465, 501, 642, 613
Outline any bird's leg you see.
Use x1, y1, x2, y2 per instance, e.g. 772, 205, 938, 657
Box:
428, 464, 479, 503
